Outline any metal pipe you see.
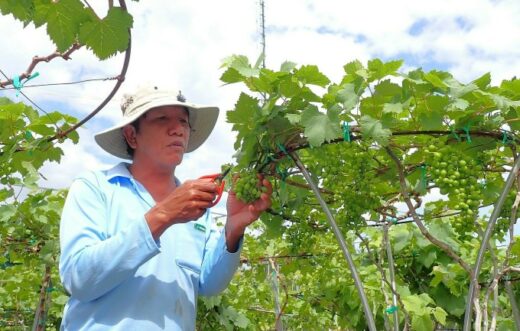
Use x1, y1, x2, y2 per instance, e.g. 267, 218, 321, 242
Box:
289, 151, 377, 331
384, 223, 400, 330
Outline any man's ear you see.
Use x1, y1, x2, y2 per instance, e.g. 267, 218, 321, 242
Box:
122, 125, 137, 149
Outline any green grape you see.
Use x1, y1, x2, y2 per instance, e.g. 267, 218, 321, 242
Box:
233, 170, 262, 203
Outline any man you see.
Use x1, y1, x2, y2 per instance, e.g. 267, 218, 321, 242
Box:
58, 86, 272, 330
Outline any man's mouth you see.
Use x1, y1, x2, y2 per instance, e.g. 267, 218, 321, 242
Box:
168, 141, 185, 149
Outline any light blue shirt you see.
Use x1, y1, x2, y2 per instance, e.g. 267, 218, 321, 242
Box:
59, 163, 242, 330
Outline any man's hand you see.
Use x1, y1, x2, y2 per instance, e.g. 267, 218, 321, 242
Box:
145, 178, 218, 239
225, 175, 272, 252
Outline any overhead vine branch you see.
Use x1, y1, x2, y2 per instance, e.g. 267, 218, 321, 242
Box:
0, 43, 83, 89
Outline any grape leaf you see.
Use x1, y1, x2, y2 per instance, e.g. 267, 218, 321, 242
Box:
343, 59, 364, 75
383, 102, 404, 114
79, 7, 133, 60
220, 55, 258, 78
301, 105, 342, 147
227, 93, 259, 125
33, 0, 52, 28
412, 314, 434, 331
46, 0, 89, 52
424, 71, 448, 89
337, 83, 359, 111
418, 108, 443, 130
220, 67, 244, 84
280, 61, 297, 72
0, 0, 33, 23
367, 58, 403, 82
359, 115, 391, 145
294, 65, 330, 87
432, 306, 447, 325
472, 72, 491, 89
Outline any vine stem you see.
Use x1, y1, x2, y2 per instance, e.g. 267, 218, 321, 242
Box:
49, 0, 131, 142
0, 43, 82, 88
31, 265, 51, 331
288, 150, 377, 331
383, 223, 400, 331
463, 155, 520, 331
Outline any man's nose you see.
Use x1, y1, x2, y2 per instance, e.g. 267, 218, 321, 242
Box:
167, 120, 184, 136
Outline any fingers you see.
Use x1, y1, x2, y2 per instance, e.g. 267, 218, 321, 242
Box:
191, 178, 219, 193
261, 177, 273, 195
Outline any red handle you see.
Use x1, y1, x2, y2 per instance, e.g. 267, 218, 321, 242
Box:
208, 180, 225, 207
199, 174, 225, 207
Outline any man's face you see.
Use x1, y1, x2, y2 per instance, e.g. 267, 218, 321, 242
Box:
128, 105, 191, 167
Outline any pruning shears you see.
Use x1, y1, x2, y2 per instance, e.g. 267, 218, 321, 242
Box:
198, 167, 231, 207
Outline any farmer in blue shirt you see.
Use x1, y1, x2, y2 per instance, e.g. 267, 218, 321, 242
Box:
58, 86, 272, 330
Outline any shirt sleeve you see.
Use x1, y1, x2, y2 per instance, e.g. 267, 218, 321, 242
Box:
198, 215, 243, 296
59, 173, 160, 302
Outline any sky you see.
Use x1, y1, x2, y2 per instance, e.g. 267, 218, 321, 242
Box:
1, 0, 520, 218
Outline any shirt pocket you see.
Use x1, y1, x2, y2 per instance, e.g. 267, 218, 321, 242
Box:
173, 221, 207, 274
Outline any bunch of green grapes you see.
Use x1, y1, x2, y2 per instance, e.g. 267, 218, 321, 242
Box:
425, 143, 482, 232
233, 170, 263, 203
319, 143, 381, 227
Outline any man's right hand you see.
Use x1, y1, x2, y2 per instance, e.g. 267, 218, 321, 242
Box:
145, 178, 218, 239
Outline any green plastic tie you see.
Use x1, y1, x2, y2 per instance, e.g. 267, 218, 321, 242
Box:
389, 218, 398, 225
12, 76, 22, 97
12, 72, 39, 97
275, 164, 288, 198
463, 125, 472, 144
385, 306, 398, 314
451, 126, 461, 142
261, 153, 276, 169
25, 131, 33, 141
27, 72, 40, 82
276, 142, 288, 155
276, 164, 288, 181
502, 131, 510, 145
342, 122, 351, 142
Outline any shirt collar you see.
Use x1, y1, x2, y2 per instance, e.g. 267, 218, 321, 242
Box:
105, 162, 181, 186
105, 162, 133, 180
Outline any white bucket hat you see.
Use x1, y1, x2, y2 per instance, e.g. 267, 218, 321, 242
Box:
94, 86, 219, 159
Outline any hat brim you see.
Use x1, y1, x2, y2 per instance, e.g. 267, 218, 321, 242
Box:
94, 98, 219, 160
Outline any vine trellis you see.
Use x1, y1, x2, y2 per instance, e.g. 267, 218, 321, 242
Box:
218, 54, 520, 330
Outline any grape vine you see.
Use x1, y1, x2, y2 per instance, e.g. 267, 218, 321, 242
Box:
215, 54, 520, 330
